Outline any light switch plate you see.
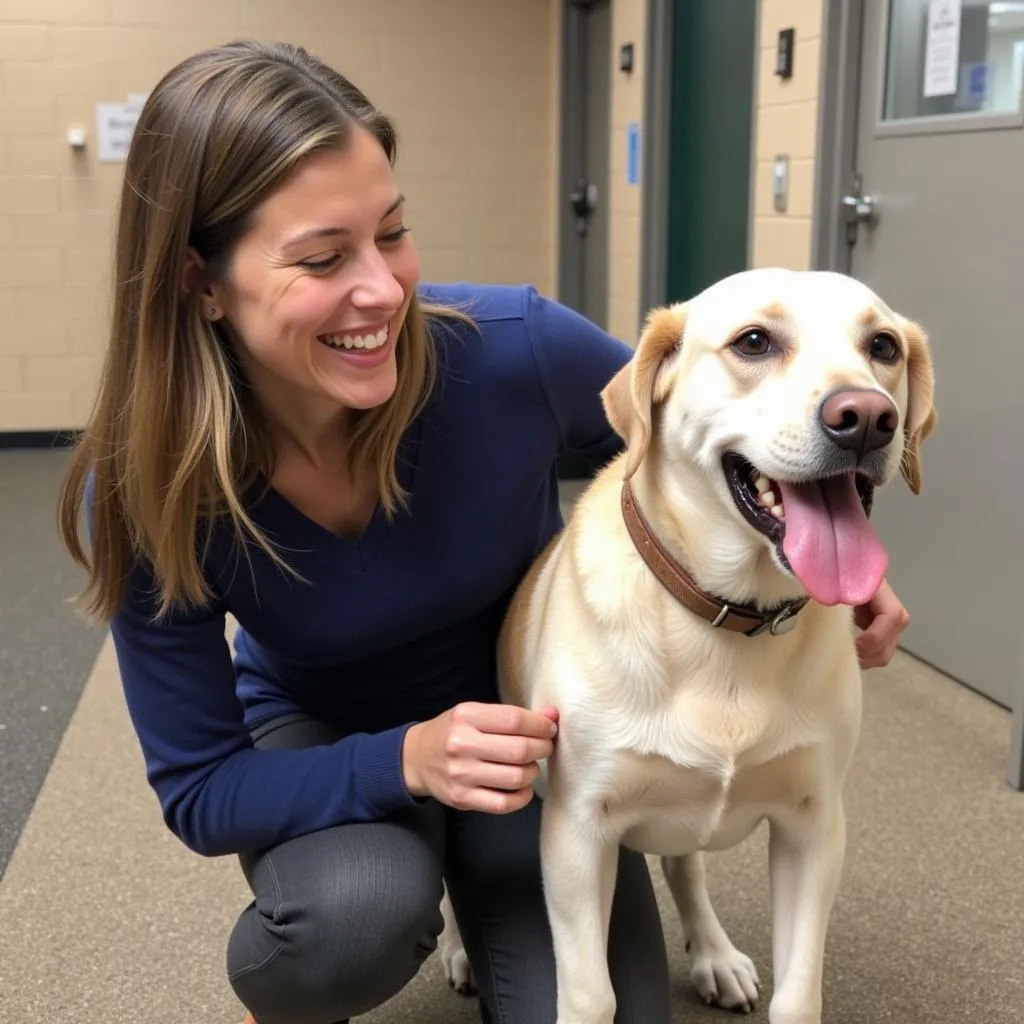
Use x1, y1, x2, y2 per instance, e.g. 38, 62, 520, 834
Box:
773, 154, 789, 213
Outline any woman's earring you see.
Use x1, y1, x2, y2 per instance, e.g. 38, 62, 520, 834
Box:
208, 307, 218, 320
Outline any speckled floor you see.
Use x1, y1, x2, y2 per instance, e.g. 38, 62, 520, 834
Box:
1, 452, 1022, 1024
0, 448, 107, 879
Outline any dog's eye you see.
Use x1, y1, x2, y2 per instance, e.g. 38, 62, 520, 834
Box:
870, 333, 900, 363
731, 329, 773, 357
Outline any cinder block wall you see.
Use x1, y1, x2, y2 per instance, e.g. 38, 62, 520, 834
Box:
0, 0, 559, 432
751, 0, 824, 270
0, 0, 830, 432
608, 0, 825, 342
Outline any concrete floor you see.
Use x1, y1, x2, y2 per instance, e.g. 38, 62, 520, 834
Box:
0, 448, 107, 878
1, 450, 1022, 1023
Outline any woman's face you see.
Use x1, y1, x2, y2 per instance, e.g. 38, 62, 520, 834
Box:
207, 129, 421, 423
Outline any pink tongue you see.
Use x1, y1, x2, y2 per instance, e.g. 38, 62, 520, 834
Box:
777, 474, 888, 607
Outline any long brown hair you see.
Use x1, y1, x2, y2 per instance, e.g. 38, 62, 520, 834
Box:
58, 40, 469, 621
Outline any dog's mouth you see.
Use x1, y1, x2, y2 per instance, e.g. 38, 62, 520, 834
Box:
722, 453, 884, 608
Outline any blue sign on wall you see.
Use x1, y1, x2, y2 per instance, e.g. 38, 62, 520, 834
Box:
965, 61, 989, 106
627, 122, 640, 185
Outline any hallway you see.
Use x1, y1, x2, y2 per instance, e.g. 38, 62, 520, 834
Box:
1, 450, 1021, 1024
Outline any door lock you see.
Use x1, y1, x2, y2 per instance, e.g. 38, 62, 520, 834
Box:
569, 177, 599, 237
841, 172, 877, 244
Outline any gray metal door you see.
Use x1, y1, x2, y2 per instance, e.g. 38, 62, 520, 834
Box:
560, 0, 611, 328
840, 0, 1024, 784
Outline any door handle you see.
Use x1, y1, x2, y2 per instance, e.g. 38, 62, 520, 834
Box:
841, 172, 876, 245
840, 193, 876, 226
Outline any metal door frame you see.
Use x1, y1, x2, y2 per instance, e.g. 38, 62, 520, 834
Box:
638, 0, 674, 321
811, 0, 866, 275
638, 0, 762, 327
558, 0, 610, 315
815, 0, 1024, 790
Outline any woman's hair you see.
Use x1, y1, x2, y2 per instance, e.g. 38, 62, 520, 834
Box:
58, 40, 469, 621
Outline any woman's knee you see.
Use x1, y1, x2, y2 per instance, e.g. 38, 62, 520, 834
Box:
229, 856, 444, 1021
228, 814, 446, 1023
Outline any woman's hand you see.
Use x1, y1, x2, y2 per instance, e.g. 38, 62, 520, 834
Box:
402, 702, 559, 814
854, 578, 910, 670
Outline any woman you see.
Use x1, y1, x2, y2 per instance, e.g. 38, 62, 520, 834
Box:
58, 40, 909, 1024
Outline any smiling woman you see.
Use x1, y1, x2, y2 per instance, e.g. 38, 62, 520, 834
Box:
59, 40, 464, 620
52, 38, 681, 1024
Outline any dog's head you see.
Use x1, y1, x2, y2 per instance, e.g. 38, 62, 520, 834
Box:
601, 268, 937, 608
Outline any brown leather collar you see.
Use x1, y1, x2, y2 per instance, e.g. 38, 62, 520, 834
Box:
620, 480, 808, 637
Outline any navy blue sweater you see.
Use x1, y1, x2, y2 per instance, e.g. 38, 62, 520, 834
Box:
108, 283, 631, 856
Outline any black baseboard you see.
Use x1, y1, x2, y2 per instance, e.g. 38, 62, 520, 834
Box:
0, 430, 79, 450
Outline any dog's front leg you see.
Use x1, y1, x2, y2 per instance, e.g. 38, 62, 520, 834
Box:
662, 852, 761, 1011
541, 798, 620, 1024
767, 798, 846, 1024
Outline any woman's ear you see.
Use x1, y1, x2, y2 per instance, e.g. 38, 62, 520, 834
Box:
181, 247, 206, 301
182, 247, 223, 321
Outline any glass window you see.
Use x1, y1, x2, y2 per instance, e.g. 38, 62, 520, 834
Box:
883, 1, 1024, 121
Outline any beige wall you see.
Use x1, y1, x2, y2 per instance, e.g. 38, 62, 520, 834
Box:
751, 0, 825, 271
0, 0, 834, 432
0, 0, 559, 432
610, 0, 825, 340
608, 0, 645, 346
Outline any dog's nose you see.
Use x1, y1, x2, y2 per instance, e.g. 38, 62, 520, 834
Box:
818, 388, 898, 456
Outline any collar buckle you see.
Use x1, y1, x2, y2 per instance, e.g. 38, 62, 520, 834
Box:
744, 601, 805, 637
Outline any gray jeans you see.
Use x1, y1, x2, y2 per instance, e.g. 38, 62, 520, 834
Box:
226, 714, 672, 1024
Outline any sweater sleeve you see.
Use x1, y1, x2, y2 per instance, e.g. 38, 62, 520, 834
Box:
109, 557, 421, 857
522, 287, 632, 466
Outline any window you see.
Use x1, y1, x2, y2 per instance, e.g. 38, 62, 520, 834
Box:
883, 0, 1024, 122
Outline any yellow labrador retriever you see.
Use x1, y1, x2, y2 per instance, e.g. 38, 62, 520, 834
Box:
440, 268, 936, 1023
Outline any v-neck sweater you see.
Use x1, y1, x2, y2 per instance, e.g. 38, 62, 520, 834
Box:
106, 282, 631, 856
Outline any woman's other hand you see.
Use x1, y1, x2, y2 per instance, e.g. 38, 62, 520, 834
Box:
854, 578, 910, 669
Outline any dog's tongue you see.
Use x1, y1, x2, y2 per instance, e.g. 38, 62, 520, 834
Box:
777, 473, 888, 607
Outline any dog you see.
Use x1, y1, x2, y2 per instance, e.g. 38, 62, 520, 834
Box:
438, 268, 936, 1023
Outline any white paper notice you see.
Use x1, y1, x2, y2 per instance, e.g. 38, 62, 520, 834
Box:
923, 0, 962, 98
96, 103, 141, 163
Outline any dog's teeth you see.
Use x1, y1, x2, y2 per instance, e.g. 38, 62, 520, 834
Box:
754, 475, 771, 494
771, 504, 784, 519
760, 490, 776, 507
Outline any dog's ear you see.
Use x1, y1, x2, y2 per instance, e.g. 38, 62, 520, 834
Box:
601, 304, 686, 479
900, 318, 937, 494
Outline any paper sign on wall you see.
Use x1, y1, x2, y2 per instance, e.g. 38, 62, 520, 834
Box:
96, 94, 147, 163
923, 0, 962, 98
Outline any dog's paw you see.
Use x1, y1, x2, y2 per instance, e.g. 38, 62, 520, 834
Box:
689, 940, 761, 1014
442, 944, 477, 997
